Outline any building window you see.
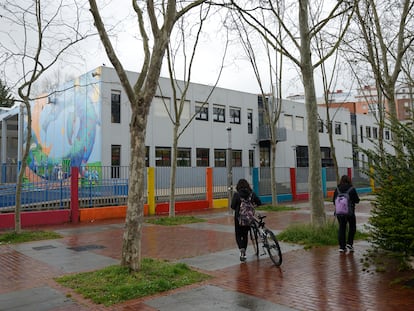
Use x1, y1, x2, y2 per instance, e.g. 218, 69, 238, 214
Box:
360, 126, 364, 143
318, 119, 324, 133
232, 150, 242, 167
229, 107, 241, 124
373, 127, 378, 139
295, 116, 304, 131
214, 149, 226, 167
177, 148, 191, 167
249, 150, 254, 167
335, 122, 341, 135
111, 145, 121, 178
327, 121, 332, 134
296, 146, 308, 167
321, 147, 333, 167
385, 129, 390, 140
366, 126, 371, 138
260, 146, 270, 167
213, 105, 225, 122
195, 102, 208, 121
155, 147, 171, 166
284, 114, 293, 130
247, 109, 253, 134
111, 91, 121, 123
196, 148, 209, 166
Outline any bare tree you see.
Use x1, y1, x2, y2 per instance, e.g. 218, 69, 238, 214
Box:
351, 0, 414, 155
228, 0, 354, 226
162, 7, 227, 216
401, 47, 414, 122
229, 9, 283, 206
88, 0, 207, 271
315, 12, 353, 183
0, 0, 93, 233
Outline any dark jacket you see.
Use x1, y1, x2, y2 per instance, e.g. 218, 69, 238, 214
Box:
333, 184, 360, 214
231, 187, 262, 221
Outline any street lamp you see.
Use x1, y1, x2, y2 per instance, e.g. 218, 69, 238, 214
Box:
227, 127, 233, 215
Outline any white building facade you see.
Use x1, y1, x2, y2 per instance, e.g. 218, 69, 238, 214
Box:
0, 66, 393, 184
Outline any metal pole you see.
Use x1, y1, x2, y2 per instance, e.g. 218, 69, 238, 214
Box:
17, 104, 24, 180
227, 127, 233, 215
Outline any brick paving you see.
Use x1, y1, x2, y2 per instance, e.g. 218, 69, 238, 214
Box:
1, 197, 413, 310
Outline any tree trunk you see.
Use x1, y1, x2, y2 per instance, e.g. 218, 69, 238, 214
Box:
385, 85, 403, 156
14, 100, 32, 233
169, 123, 179, 217
270, 135, 278, 206
121, 102, 147, 271
299, 0, 326, 226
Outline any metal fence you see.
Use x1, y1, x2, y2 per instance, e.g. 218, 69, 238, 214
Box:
0, 165, 370, 212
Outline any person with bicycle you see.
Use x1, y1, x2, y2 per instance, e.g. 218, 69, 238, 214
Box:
231, 178, 261, 262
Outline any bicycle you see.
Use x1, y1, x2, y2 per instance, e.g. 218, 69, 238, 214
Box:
249, 213, 282, 266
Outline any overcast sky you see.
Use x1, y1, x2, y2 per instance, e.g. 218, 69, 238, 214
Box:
1, 0, 338, 98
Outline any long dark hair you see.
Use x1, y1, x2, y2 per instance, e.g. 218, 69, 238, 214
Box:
236, 178, 252, 192
339, 175, 352, 186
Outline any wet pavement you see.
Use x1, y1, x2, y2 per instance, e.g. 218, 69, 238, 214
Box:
0, 197, 413, 311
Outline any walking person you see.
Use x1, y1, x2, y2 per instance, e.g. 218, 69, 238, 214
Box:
231, 178, 262, 262
333, 175, 360, 253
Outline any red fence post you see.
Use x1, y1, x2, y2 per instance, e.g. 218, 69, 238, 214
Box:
206, 167, 213, 208
290, 168, 297, 201
347, 167, 352, 181
70, 167, 79, 224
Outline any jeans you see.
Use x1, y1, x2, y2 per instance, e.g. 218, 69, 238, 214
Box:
337, 214, 356, 249
234, 219, 250, 250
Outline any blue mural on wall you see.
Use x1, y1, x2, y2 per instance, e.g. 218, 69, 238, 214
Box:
26, 71, 102, 180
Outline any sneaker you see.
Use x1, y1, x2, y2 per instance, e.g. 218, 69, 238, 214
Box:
339, 248, 345, 253
240, 248, 246, 262
346, 244, 354, 252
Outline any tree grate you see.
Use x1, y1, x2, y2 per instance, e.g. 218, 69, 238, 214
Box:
67, 244, 105, 252
32, 245, 57, 251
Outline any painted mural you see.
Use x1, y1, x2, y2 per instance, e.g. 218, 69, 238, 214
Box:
25, 72, 102, 180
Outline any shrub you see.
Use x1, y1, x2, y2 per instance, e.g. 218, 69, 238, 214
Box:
360, 120, 414, 259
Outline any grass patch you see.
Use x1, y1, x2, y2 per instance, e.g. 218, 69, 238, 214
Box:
0, 230, 61, 245
277, 221, 369, 249
145, 216, 206, 226
56, 258, 210, 306
256, 205, 298, 212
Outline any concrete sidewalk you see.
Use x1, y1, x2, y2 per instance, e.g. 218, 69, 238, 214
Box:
0, 198, 413, 311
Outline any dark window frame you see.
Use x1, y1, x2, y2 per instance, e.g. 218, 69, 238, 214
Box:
213, 105, 225, 123
232, 150, 242, 167
214, 149, 226, 167
111, 145, 121, 178
155, 147, 171, 166
195, 103, 209, 121
247, 110, 253, 134
196, 148, 210, 167
111, 91, 121, 124
229, 107, 241, 124
334, 122, 341, 135
177, 148, 191, 167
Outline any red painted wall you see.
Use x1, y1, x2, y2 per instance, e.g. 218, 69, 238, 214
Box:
0, 210, 71, 230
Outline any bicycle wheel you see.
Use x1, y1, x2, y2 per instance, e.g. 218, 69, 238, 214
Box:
249, 225, 259, 257
264, 229, 282, 266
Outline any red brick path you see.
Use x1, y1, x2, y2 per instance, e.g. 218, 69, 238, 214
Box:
1, 199, 413, 310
